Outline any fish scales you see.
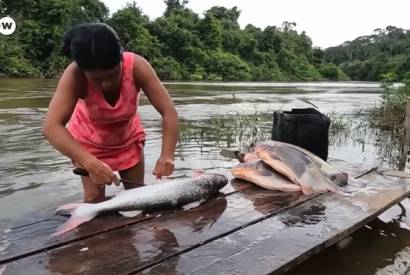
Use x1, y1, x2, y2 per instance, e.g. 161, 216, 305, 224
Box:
53, 173, 228, 236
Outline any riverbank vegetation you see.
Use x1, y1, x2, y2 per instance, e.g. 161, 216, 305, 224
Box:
369, 72, 410, 132
325, 26, 410, 82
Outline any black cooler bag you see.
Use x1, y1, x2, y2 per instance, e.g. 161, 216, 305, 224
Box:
271, 108, 331, 161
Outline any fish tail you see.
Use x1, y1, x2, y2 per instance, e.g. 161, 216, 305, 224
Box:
52, 204, 97, 237
332, 172, 349, 186
52, 217, 91, 237
55, 202, 83, 216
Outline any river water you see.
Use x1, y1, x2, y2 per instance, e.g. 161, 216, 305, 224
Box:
0, 79, 408, 274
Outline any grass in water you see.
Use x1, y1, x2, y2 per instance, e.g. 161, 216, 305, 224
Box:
369, 72, 410, 133
178, 90, 409, 169
179, 111, 271, 153
180, 110, 363, 154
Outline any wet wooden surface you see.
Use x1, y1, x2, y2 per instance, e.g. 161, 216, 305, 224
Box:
0, 179, 251, 263
143, 172, 410, 275
0, 167, 409, 275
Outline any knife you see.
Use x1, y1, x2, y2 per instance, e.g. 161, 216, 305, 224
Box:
73, 168, 144, 186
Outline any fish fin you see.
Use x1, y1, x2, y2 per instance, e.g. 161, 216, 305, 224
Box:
301, 185, 314, 195
192, 170, 205, 178
183, 200, 205, 211
118, 210, 143, 218
55, 202, 83, 216
52, 216, 90, 237
244, 152, 259, 162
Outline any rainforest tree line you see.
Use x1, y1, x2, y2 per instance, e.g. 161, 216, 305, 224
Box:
0, 0, 408, 82
325, 26, 410, 81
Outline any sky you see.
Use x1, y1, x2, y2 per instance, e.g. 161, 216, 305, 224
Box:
101, 0, 410, 48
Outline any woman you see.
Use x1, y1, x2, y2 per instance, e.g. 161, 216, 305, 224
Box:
43, 23, 178, 203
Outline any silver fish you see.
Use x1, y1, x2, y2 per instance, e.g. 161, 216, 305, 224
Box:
254, 141, 348, 195
53, 173, 228, 236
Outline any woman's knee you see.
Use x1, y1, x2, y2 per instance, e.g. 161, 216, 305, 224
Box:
83, 191, 105, 203
81, 177, 105, 203
120, 159, 145, 189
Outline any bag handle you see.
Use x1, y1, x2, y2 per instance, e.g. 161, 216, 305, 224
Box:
279, 98, 320, 111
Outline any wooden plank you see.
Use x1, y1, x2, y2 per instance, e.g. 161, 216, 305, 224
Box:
0, 208, 155, 264
0, 154, 350, 264
0, 185, 308, 275
0, 178, 251, 264
142, 172, 410, 275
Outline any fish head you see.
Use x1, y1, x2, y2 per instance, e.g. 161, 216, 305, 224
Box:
196, 174, 228, 194
256, 143, 311, 177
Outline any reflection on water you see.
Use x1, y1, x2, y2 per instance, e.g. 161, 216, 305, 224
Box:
0, 79, 409, 274
287, 219, 410, 275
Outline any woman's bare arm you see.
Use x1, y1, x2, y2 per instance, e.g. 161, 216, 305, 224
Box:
42, 63, 116, 185
133, 55, 179, 179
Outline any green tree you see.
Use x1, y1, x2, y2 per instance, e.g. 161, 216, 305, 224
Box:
108, 3, 161, 60
1, 0, 108, 77
205, 51, 251, 81
1, 0, 383, 81
198, 13, 223, 50
0, 36, 40, 77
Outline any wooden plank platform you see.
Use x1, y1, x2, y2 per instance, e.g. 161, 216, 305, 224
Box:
0, 165, 409, 275
0, 179, 251, 262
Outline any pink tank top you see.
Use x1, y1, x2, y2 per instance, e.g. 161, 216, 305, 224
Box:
67, 52, 145, 171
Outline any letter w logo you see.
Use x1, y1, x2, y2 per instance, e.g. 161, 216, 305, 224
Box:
2, 22, 13, 30
0, 17, 16, 35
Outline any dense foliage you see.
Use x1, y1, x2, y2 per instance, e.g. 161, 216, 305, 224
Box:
325, 26, 410, 81
0, 0, 349, 80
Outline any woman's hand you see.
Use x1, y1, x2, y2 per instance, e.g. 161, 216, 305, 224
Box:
153, 156, 175, 179
84, 157, 119, 187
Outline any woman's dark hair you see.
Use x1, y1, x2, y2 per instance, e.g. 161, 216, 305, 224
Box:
63, 23, 122, 70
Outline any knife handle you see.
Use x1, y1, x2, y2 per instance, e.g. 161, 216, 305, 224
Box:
72, 168, 143, 187
73, 168, 90, 177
